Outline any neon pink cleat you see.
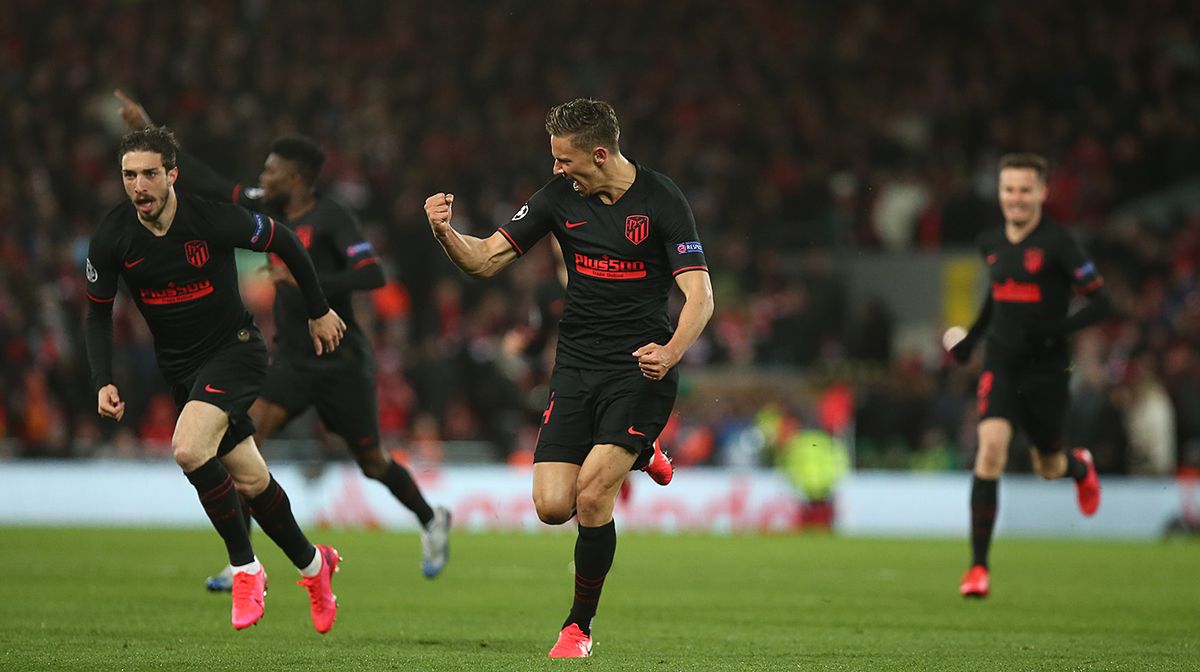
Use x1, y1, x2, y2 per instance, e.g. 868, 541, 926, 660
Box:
548, 623, 593, 658
1073, 448, 1101, 517
959, 564, 989, 598
297, 545, 341, 634
231, 567, 267, 629
641, 439, 673, 486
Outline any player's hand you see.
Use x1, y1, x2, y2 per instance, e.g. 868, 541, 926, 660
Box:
309, 309, 347, 356
633, 342, 679, 381
424, 193, 455, 238
113, 89, 153, 130
943, 326, 973, 364
260, 261, 298, 287
97, 384, 126, 421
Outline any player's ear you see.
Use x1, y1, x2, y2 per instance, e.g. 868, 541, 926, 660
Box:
593, 146, 608, 166
167, 166, 179, 185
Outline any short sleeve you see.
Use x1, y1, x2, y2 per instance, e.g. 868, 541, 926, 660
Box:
325, 208, 380, 270
1057, 230, 1103, 294
657, 191, 708, 276
206, 201, 277, 253
497, 186, 555, 256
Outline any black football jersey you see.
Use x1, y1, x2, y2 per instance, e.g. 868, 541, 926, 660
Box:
978, 219, 1104, 364
499, 164, 708, 369
177, 151, 382, 363
86, 192, 282, 383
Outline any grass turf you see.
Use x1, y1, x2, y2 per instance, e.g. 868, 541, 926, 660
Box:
0, 527, 1196, 671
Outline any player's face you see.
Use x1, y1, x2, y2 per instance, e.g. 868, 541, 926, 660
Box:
259, 153, 300, 207
121, 151, 177, 222
550, 135, 601, 197
998, 167, 1046, 227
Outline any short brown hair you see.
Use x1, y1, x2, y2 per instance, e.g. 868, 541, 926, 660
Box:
998, 153, 1048, 181
118, 126, 179, 170
545, 98, 620, 151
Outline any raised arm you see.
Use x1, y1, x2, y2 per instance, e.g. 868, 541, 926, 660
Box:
424, 193, 520, 279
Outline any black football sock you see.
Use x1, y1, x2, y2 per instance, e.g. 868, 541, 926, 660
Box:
1065, 452, 1088, 481
248, 474, 317, 569
630, 448, 652, 471
185, 458, 254, 566
564, 520, 616, 636
375, 460, 435, 527
970, 476, 998, 569
239, 491, 252, 536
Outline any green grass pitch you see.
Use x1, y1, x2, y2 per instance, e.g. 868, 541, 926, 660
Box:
1, 527, 1196, 671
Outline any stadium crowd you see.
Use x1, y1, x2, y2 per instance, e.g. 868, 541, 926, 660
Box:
2, 0, 1199, 477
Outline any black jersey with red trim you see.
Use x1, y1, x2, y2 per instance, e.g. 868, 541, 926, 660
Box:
261, 197, 379, 361
177, 151, 382, 364
978, 219, 1103, 364
85, 192, 322, 384
499, 164, 708, 370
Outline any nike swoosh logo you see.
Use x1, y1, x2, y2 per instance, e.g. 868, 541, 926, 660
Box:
627, 425, 646, 437
565, 219, 587, 229
123, 258, 146, 269
204, 384, 226, 394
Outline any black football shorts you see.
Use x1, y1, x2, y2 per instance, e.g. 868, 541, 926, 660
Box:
258, 334, 381, 452
976, 359, 1070, 453
173, 328, 267, 457
534, 365, 679, 465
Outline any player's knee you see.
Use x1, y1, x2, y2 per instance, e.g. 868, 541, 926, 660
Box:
355, 451, 389, 479
574, 488, 611, 522
533, 494, 574, 525
973, 444, 1007, 477
231, 471, 270, 498
172, 438, 208, 472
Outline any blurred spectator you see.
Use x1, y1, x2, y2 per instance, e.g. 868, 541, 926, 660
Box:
2, 0, 1199, 465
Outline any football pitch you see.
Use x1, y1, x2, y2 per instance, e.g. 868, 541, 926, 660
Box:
1, 527, 1196, 671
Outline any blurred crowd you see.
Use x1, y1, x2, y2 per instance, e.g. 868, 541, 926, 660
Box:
2, 0, 1199, 476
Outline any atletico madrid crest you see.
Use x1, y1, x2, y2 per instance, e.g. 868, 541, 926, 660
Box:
1023, 247, 1043, 274
625, 215, 649, 245
185, 240, 210, 268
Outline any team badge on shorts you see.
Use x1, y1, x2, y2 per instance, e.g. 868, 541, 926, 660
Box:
625, 215, 649, 245
185, 240, 210, 268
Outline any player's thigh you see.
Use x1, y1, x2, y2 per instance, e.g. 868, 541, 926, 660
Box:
254, 353, 312, 437
532, 461, 582, 524
173, 400, 231, 468
575, 443, 638, 525
1021, 369, 1070, 454
533, 367, 595, 466
219, 435, 271, 497
313, 360, 382, 455
191, 338, 268, 459
592, 367, 679, 454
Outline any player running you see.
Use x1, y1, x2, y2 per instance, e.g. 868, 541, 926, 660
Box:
86, 126, 345, 632
945, 153, 1114, 598
424, 98, 714, 657
113, 90, 451, 587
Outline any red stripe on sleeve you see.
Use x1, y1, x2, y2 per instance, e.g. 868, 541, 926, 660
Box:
672, 265, 709, 276
232, 184, 242, 204
353, 257, 380, 270
497, 227, 524, 255
264, 217, 276, 250
87, 291, 115, 303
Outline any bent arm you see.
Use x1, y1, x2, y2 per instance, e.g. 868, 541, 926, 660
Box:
435, 228, 521, 279
664, 270, 715, 360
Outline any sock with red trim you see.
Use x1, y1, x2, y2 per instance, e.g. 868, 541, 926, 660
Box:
185, 457, 254, 566
564, 520, 616, 636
